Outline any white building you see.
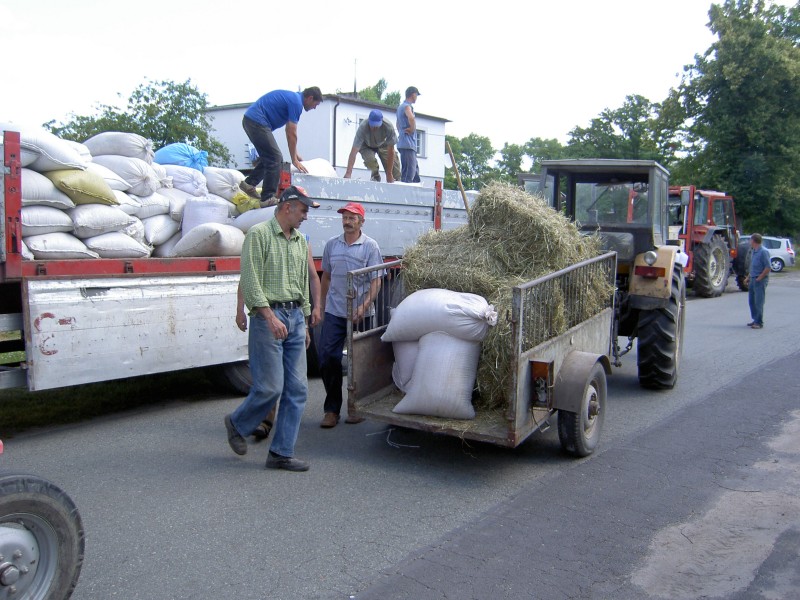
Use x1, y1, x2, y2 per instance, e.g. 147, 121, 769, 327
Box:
206, 94, 449, 186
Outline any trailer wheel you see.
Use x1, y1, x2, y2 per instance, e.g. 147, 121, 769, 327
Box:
693, 234, 730, 297
637, 265, 686, 389
0, 473, 84, 600
557, 362, 606, 457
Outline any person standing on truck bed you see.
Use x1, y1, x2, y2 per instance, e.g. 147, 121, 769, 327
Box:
343, 109, 400, 183
235, 242, 322, 440
239, 87, 323, 206
396, 86, 421, 183
745, 232, 771, 330
318, 202, 384, 428
224, 185, 320, 472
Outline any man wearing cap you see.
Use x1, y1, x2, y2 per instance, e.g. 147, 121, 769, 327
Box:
318, 202, 384, 428
343, 109, 400, 183
396, 86, 421, 183
224, 185, 320, 471
239, 87, 323, 206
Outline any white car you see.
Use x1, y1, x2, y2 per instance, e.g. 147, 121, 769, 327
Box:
762, 236, 795, 272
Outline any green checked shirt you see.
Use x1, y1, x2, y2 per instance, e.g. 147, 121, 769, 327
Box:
240, 217, 311, 317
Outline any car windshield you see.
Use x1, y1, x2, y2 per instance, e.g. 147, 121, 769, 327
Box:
576, 182, 649, 226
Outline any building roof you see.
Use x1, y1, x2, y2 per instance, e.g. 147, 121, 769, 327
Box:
208, 93, 450, 123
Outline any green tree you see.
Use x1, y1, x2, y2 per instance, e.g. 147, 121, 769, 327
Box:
356, 78, 402, 107
495, 143, 526, 182
444, 134, 498, 191
678, 0, 800, 237
565, 95, 663, 161
45, 79, 232, 166
522, 137, 568, 172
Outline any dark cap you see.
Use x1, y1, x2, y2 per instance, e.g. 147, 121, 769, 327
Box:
279, 185, 320, 208
405, 86, 421, 97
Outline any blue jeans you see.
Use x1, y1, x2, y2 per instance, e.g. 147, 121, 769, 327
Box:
748, 278, 768, 325
399, 148, 420, 183
242, 116, 283, 200
231, 308, 307, 457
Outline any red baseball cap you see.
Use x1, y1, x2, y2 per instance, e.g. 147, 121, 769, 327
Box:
337, 202, 365, 218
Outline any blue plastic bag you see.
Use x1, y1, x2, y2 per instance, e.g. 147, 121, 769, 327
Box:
154, 143, 208, 171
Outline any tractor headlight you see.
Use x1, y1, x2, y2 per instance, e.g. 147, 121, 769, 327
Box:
644, 251, 658, 266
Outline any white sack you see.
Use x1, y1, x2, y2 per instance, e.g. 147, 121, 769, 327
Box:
21, 168, 75, 209
152, 231, 181, 257
24, 232, 100, 259
83, 232, 152, 258
172, 223, 244, 257
392, 331, 479, 420
129, 191, 170, 219
182, 196, 231, 234
92, 155, 159, 197
290, 158, 338, 178
203, 166, 245, 200
142, 214, 181, 246
0, 122, 37, 167
158, 187, 194, 222
68, 204, 137, 239
21, 240, 34, 260
83, 132, 154, 163
64, 140, 92, 162
112, 190, 141, 215
233, 206, 276, 232
164, 164, 208, 196
21, 206, 74, 236
392, 340, 419, 393
207, 193, 238, 218
20, 128, 88, 172
121, 217, 146, 244
150, 162, 172, 188
381, 288, 498, 343
85, 161, 131, 192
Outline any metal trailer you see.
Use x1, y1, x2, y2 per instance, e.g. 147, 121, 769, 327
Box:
0, 129, 471, 393
345, 252, 618, 456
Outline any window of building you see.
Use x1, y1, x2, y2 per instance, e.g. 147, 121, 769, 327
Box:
416, 130, 427, 158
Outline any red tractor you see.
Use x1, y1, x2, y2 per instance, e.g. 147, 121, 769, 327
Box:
667, 186, 744, 297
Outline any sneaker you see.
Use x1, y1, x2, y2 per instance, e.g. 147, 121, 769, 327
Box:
239, 181, 260, 200
224, 414, 247, 455
266, 453, 310, 472
320, 412, 339, 428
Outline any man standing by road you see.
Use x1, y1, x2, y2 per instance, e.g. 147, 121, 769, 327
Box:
240, 87, 323, 206
224, 185, 320, 471
318, 202, 383, 428
746, 233, 771, 329
343, 109, 400, 183
396, 87, 421, 183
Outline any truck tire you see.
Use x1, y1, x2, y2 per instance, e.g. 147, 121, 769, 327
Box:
693, 234, 730, 297
0, 473, 84, 600
557, 362, 606, 457
637, 265, 686, 390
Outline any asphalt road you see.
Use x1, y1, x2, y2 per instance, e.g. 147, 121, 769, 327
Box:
2, 271, 799, 600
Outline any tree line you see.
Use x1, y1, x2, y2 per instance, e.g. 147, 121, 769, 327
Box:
45, 1, 798, 239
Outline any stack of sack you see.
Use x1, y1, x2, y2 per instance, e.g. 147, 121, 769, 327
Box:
380, 288, 498, 420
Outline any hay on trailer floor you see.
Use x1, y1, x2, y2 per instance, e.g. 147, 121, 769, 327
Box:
402, 181, 609, 410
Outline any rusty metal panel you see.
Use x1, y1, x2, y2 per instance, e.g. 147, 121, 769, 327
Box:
347, 328, 394, 402
23, 273, 247, 391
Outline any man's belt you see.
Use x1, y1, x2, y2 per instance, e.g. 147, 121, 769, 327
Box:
269, 300, 301, 309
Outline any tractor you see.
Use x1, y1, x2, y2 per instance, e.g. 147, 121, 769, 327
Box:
538, 159, 686, 390
667, 185, 745, 295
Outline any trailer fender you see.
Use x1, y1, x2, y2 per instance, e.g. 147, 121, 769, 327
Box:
553, 351, 611, 414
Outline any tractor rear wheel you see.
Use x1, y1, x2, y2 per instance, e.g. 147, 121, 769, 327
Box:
693, 235, 730, 297
637, 265, 686, 389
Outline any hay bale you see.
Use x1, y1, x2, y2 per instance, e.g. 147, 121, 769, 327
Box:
401, 181, 608, 410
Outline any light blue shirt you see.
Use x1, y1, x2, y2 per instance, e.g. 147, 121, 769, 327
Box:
321, 232, 383, 318
750, 245, 770, 279
396, 101, 416, 150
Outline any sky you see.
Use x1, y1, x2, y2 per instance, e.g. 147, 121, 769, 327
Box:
0, 0, 781, 152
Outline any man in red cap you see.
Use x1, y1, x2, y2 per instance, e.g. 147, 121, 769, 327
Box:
318, 201, 384, 428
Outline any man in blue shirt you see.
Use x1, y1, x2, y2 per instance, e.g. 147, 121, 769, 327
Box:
396, 86, 421, 183
318, 202, 384, 428
746, 233, 771, 329
240, 87, 323, 205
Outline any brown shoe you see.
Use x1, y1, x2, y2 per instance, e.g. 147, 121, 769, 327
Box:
345, 415, 365, 424
239, 181, 260, 200
320, 412, 339, 428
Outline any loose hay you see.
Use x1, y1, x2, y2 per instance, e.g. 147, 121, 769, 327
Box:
401, 181, 609, 410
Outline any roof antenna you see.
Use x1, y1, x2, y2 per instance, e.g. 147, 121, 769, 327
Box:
353, 59, 357, 97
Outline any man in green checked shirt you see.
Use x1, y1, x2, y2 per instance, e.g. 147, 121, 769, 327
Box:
224, 185, 320, 472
